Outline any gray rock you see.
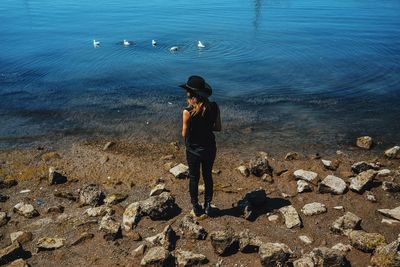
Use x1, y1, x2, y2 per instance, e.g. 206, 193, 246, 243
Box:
99, 215, 121, 241
13, 202, 39, 218
297, 180, 312, 193
382, 181, 400, 193
175, 249, 208, 266
285, 152, 299, 161
249, 156, 273, 177
366, 191, 377, 202
293, 255, 314, 267
311, 247, 348, 267
279, 205, 302, 228
10, 231, 32, 244
169, 163, 189, 179
349, 169, 377, 193
123, 202, 141, 231
331, 212, 362, 234
210, 230, 239, 256
140, 192, 179, 220
145, 225, 176, 251
84, 206, 114, 217
299, 235, 313, 245
351, 161, 379, 174
331, 243, 352, 252
238, 229, 262, 253
104, 193, 128, 205
48, 167, 67, 185
321, 159, 339, 171
371, 237, 400, 267
382, 218, 400, 225
0, 212, 9, 227
384, 146, 400, 159
234, 189, 268, 220
103, 141, 115, 150
131, 244, 147, 258
237, 166, 250, 177
259, 242, 292, 267
348, 230, 386, 252
356, 136, 373, 149
318, 175, 347, 195
6, 259, 29, 267
150, 184, 168, 196
140, 246, 173, 266
301, 202, 327, 216
377, 169, 391, 178
378, 206, 400, 221
294, 170, 319, 185
37, 237, 65, 251
79, 184, 105, 206
179, 215, 207, 240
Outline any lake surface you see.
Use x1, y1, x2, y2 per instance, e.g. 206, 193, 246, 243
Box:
1, 0, 400, 152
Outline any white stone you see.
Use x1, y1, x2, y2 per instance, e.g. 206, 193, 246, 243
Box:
294, 170, 319, 184
13, 202, 39, 218
122, 202, 141, 230
297, 180, 311, 193
384, 146, 400, 159
84, 206, 113, 217
279, 205, 302, 228
169, 163, 189, 179
319, 175, 347, 194
237, 165, 250, 177
381, 218, 400, 225
332, 243, 352, 252
37, 237, 65, 250
366, 192, 377, 202
334, 206, 344, 211
268, 215, 279, 222
150, 184, 167, 196
377, 169, 391, 178
299, 235, 313, 244
378, 206, 400, 221
301, 202, 327, 216
349, 170, 376, 192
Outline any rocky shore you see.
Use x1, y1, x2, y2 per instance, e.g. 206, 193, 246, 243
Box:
0, 138, 399, 266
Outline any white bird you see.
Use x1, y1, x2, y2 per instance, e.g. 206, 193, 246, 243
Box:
197, 41, 205, 48
93, 40, 100, 47
123, 39, 131, 46
152, 39, 157, 46
170, 46, 179, 52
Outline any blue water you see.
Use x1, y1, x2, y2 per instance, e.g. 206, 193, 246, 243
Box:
1, 0, 400, 152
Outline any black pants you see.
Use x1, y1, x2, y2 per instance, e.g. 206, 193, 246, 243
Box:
186, 146, 216, 205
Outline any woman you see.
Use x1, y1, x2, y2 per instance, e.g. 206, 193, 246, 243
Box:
180, 75, 221, 216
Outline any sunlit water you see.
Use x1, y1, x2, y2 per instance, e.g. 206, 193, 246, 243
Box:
1, 0, 400, 153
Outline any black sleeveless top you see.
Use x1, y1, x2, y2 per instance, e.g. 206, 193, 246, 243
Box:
185, 101, 218, 149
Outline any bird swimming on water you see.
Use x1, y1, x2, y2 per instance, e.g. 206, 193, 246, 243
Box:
93, 40, 100, 47
123, 39, 131, 46
197, 41, 205, 48
170, 46, 179, 52
152, 40, 157, 46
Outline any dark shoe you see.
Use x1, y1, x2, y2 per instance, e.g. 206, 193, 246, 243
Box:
192, 203, 204, 217
204, 202, 213, 216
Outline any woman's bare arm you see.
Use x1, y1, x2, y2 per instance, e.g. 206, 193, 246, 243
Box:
213, 105, 222, 132
182, 109, 190, 138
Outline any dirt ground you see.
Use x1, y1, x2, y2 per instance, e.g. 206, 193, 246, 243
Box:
0, 138, 399, 266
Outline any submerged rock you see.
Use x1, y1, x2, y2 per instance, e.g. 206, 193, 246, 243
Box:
356, 136, 373, 149
279, 205, 302, 229
318, 175, 347, 195
259, 242, 292, 267
79, 184, 105, 206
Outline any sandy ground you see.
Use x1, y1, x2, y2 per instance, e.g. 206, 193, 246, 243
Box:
0, 138, 399, 266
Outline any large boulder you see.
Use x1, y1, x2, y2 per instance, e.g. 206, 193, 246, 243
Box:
13, 202, 39, 218
140, 246, 174, 266
279, 205, 302, 229
348, 230, 386, 253
349, 170, 377, 193
79, 184, 105, 206
249, 156, 273, 177
259, 242, 292, 267
351, 161, 379, 174
210, 230, 239, 256
378, 206, 400, 221
318, 175, 347, 195
301, 202, 327, 216
356, 136, 373, 149
331, 212, 362, 234
175, 250, 208, 266
179, 215, 207, 240
294, 170, 319, 185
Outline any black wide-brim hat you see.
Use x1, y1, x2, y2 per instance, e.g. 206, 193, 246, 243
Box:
179, 75, 212, 98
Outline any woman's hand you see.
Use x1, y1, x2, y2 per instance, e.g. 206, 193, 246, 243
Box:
182, 109, 190, 138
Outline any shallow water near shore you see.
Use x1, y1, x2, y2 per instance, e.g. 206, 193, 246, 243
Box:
1, 0, 400, 152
